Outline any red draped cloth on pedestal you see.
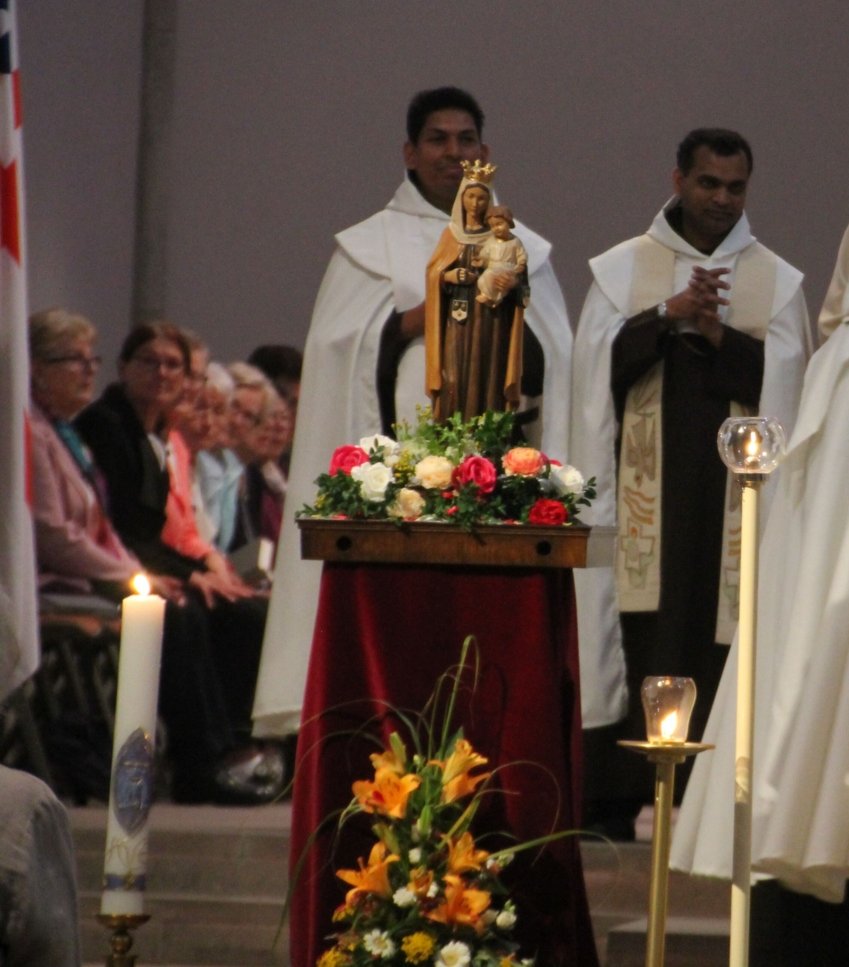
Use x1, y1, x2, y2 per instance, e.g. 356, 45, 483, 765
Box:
288, 562, 599, 967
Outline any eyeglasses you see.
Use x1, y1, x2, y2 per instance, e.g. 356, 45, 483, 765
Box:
131, 354, 185, 374
43, 354, 102, 371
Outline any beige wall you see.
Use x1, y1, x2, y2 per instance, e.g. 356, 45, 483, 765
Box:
19, 1, 849, 379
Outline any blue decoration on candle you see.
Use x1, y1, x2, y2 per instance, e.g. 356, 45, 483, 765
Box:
103, 872, 147, 891
112, 727, 154, 836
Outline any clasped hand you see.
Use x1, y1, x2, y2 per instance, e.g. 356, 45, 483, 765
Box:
665, 266, 730, 348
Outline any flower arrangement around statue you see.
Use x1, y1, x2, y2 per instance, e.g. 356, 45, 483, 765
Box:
300, 409, 595, 530
313, 639, 562, 966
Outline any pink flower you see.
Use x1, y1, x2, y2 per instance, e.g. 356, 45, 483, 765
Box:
528, 499, 568, 526
453, 455, 497, 495
502, 447, 544, 477
329, 445, 370, 476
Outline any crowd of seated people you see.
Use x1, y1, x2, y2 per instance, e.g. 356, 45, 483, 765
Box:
28, 308, 300, 806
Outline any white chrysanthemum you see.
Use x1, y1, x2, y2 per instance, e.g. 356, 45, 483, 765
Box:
408, 847, 422, 864
393, 886, 416, 908
351, 461, 393, 501
550, 463, 585, 496
435, 940, 472, 967
363, 929, 396, 959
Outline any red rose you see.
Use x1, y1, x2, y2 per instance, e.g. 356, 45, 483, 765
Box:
528, 498, 569, 526
453, 455, 498, 495
329, 445, 370, 476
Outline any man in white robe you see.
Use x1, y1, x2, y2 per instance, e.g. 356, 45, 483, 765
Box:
671, 223, 849, 964
253, 87, 573, 737
570, 128, 811, 839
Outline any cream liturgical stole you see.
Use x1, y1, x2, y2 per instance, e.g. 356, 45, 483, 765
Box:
616, 236, 775, 644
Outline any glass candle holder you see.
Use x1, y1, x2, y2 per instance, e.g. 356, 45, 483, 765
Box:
717, 416, 785, 475
641, 676, 697, 744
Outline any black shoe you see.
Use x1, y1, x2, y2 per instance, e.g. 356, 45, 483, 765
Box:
172, 745, 285, 806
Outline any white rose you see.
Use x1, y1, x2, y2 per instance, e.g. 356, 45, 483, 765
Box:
414, 454, 454, 490
351, 461, 393, 502
359, 433, 401, 465
550, 463, 585, 496
388, 488, 425, 520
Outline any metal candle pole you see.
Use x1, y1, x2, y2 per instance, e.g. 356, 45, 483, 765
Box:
717, 417, 785, 967
620, 676, 710, 967
620, 739, 712, 967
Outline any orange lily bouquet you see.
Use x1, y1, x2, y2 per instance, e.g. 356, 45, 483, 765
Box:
318, 729, 534, 967
300, 408, 595, 531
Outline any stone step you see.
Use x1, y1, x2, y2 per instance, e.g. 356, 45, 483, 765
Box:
80, 897, 288, 966
606, 916, 729, 967
70, 802, 733, 966
72, 803, 292, 966
581, 835, 730, 965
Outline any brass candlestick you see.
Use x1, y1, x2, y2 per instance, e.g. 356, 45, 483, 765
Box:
619, 740, 713, 967
96, 913, 150, 966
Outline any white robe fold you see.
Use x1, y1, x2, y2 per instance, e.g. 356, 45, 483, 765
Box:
569, 203, 812, 728
672, 243, 849, 904
253, 177, 573, 737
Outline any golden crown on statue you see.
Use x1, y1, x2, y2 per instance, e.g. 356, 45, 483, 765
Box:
461, 159, 497, 184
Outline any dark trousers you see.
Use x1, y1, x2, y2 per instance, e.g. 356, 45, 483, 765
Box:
583, 612, 729, 825
751, 880, 849, 966
157, 598, 236, 781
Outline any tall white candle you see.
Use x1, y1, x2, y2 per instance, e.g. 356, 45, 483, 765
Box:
101, 574, 165, 916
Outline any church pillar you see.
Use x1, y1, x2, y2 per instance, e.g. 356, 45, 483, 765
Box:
131, 0, 177, 326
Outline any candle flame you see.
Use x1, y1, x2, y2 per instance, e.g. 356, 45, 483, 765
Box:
745, 430, 761, 460
660, 710, 678, 741
131, 573, 151, 596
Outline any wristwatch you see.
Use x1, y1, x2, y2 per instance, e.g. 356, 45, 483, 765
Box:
657, 301, 668, 319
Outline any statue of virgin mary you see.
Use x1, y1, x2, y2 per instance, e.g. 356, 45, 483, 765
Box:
424, 160, 527, 421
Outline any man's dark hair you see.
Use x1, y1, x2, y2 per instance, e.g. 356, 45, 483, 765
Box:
248, 344, 303, 396
676, 128, 753, 176
406, 87, 484, 144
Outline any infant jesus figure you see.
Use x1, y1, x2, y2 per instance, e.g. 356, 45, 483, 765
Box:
473, 204, 528, 308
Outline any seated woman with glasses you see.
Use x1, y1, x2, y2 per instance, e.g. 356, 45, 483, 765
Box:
30, 310, 282, 804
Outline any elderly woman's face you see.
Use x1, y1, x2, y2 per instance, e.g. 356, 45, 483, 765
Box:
120, 335, 187, 413
32, 334, 100, 419
203, 385, 231, 449
255, 395, 293, 462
